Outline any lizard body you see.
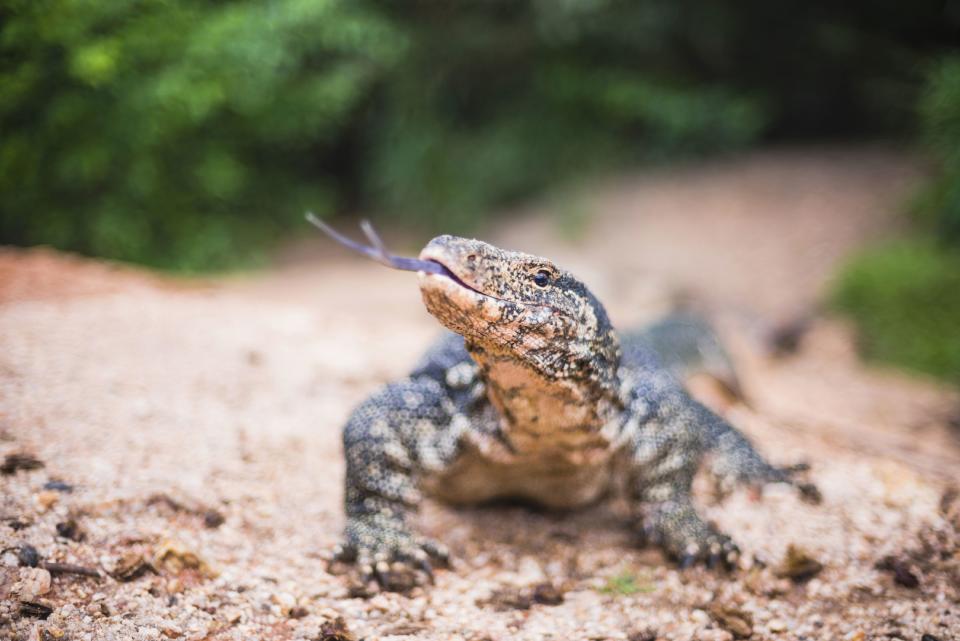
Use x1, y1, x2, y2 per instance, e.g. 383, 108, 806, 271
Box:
334, 234, 811, 590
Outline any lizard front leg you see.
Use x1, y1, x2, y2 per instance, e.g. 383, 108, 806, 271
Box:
626, 386, 741, 569
335, 376, 464, 592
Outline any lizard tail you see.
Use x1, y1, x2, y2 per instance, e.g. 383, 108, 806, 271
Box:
634, 311, 745, 402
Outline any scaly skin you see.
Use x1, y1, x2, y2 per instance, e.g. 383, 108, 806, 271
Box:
333, 235, 814, 591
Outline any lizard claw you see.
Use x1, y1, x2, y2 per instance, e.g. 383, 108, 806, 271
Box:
420, 540, 451, 568
333, 519, 450, 593
769, 463, 822, 505
643, 502, 740, 572
673, 535, 740, 572
411, 552, 435, 584
795, 481, 822, 504
737, 461, 822, 505
330, 543, 357, 564
706, 551, 722, 570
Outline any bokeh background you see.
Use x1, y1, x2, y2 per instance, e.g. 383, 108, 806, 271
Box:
1, 0, 958, 383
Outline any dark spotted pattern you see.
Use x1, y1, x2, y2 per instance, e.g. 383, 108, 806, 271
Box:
335, 236, 814, 590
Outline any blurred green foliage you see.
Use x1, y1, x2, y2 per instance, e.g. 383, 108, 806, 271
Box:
915, 56, 960, 246
832, 239, 960, 383
0, 0, 956, 269
831, 58, 960, 385
0, 0, 405, 269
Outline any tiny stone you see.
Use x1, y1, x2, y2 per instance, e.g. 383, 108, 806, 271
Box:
708, 604, 754, 639
35, 490, 60, 512
289, 606, 309, 619
18, 544, 40, 568
271, 592, 296, 615
768, 619, 788, 632
698, 630, 734, 641
43, 480, 74, 492
1, 452, 44, 475
56, 519, 84, 541
627, 629, 658, 641
203, 510, 225, 529
531, 582, 564, 606
18, 568, 52, 601
691, 609, 711, 624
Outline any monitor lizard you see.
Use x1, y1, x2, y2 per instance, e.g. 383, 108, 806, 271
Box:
316, 224, 817, 592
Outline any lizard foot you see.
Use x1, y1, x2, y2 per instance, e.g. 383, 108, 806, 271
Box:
641, 502, 740, 571
745, 462, 821, 505
712, 458, 822, 505
331, 516, 450, 593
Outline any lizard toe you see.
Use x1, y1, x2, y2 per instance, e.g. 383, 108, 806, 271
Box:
735, 461, 822, 506
419, 538, 451, 567
674, 535, 739, 572
330, 542, 357, 564
653, 510, 740, 572
336, 533, 448, 592
769, 463, 822, 505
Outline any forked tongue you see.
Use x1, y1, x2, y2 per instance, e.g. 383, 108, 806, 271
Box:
305, 212, 447, 275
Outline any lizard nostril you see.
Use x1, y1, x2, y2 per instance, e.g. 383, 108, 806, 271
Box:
466, 254, 477, 265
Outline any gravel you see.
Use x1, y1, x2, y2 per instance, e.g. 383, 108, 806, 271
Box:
2, 148, 958, 641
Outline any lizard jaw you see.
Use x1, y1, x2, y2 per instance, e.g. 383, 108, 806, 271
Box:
419, 258, 490, 299
416, 244, 508, 306
416, 247, 525, 342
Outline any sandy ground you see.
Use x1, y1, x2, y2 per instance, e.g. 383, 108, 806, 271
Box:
2, 146, 958, 641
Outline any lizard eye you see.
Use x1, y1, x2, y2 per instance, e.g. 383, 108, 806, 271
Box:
533, 270, 551, 287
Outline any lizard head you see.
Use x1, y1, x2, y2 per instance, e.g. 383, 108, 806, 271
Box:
418, 235, 621, 391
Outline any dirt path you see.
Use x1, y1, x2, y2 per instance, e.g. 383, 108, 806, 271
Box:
2, 147, 958, 641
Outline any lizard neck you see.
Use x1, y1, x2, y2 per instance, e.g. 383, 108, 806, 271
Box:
466, 341, 623, 457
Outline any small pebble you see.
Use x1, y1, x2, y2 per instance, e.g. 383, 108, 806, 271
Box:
289, 606, 309, 619
691, 609, 711, 624
0, 453, 44, 475
56, 519, 84, 541
203, 510, 225, 528
222, 608, 243, 624
18, 544, 40, 568
43, 480, 74, 492
271, 592, 297, 615
768, 618, 788, 632
698, 630, 734, 641
35, 490, 60, 512
18, 567, 52, 601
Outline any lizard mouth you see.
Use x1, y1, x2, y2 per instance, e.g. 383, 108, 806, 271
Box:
424, 258, 483, 294
421, 259, 488, 296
